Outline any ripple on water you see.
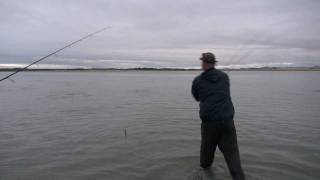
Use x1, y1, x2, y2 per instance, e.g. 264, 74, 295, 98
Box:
1, 71, 320, 180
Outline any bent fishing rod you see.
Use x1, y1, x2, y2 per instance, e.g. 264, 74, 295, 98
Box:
0, 27, 111, 82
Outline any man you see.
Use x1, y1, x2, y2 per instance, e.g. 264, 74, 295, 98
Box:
191, 52, 245, 180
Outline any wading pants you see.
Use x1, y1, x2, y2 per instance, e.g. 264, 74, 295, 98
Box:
200, 120, 245, 180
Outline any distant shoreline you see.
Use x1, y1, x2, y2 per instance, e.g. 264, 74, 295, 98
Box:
0, 67, 320, 72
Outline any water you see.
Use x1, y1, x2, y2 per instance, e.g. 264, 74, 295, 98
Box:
0, 71, 319, 180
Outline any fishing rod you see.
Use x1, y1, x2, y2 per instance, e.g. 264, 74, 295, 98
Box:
0, 27, 111, 82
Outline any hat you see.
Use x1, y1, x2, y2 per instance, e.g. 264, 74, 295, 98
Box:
200, 52, 217, 64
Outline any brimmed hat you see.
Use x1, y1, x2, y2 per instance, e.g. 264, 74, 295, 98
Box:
200, 52, 217, 64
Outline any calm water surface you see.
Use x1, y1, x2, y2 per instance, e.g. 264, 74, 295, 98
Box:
0, 71, 319, 180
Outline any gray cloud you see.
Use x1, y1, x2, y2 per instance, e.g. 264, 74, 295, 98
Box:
0, 0, 319, 68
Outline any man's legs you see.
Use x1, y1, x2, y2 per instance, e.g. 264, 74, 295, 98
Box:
218, 120, 245, 180
200, 121, 220, 168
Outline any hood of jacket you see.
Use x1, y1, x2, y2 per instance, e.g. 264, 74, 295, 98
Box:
200, 68, 221, 83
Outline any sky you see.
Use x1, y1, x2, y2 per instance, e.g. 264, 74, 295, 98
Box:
0, 0, 320, 69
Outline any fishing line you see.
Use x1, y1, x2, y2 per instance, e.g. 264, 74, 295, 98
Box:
224, 19, 290, 72
226, 34, 260, 67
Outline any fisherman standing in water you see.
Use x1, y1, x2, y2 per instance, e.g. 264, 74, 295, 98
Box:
192, 52, 245, 180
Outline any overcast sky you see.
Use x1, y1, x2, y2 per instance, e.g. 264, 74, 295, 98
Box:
0, 0, 319, 68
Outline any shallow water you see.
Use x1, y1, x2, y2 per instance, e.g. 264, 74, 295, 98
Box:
0, 71, 319, 180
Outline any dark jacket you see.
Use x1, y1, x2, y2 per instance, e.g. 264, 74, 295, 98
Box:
192, 68, 234, 122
